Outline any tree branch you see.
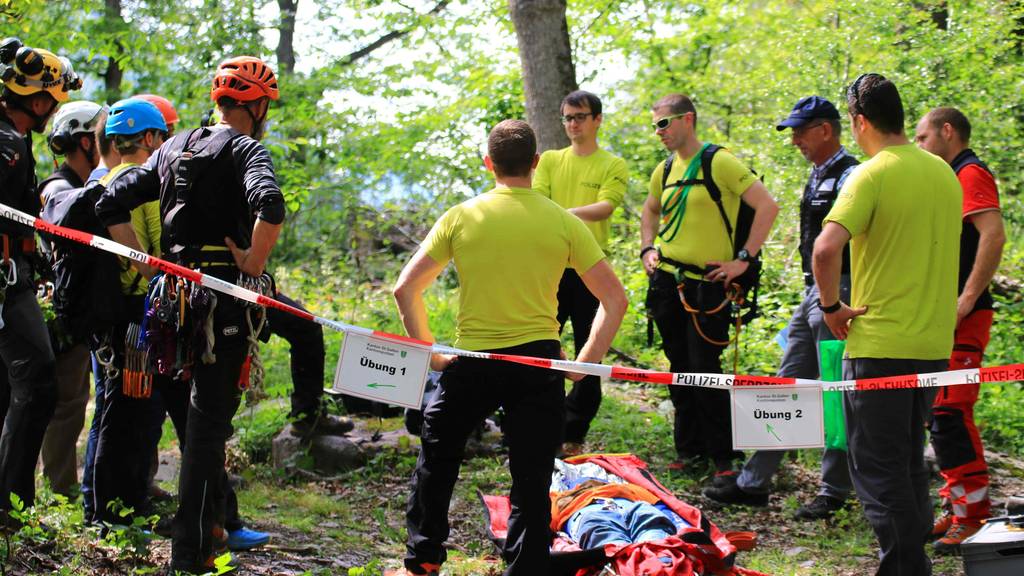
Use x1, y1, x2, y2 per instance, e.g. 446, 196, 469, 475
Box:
339, 0, 450, 66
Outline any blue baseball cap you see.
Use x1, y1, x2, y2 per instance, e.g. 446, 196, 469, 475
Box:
776, 96, 840, 131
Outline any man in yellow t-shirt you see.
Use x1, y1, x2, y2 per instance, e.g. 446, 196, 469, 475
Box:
813, 74, 961, 574
533, 90, 628, 456
639, 94, 778, 484
392, 120, 627, 576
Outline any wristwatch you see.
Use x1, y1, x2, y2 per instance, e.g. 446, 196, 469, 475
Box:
818, 299, 842, 314
737, 248, 757, 263
640, 245, 658, 259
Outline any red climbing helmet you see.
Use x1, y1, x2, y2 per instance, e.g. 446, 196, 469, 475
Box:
210, 56, 279, 103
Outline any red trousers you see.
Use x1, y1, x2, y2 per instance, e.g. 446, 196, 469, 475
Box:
930, 309, 993, 526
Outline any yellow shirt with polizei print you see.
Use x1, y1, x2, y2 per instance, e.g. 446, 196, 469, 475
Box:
533, 146, 628, 250
648, 146, 758, 278
421, 186, 606, 351
100, 163, 161, 295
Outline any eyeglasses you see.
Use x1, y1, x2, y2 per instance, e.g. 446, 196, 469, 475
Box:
651, 112, 690, 131
561, 112, 594, 124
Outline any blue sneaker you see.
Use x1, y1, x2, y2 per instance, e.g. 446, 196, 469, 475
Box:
226, 527, 270, 551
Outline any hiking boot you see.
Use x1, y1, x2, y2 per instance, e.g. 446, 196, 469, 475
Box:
931, 511, 953, 541
227, 526, 270, 551
558, 442, 584, 458
793, 495, 847, 520
291, 413, 355, 437
702, 474, 768, 507
934, 522, 981, 556
711, 469, 739, 488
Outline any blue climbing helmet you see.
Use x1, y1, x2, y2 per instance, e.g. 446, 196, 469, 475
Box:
105, 98, 167, 136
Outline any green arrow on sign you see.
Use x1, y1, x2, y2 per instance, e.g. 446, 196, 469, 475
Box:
367, 382, 396, 389
766, 423, 782, 442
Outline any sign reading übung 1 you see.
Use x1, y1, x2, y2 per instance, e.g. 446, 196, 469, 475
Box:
333, 332, 432, 410
731, 385, 825, 450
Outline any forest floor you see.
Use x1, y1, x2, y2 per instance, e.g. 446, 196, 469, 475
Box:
4, 379, 1024, 576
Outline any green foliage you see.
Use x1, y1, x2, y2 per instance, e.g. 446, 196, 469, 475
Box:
100, 500, 159, 561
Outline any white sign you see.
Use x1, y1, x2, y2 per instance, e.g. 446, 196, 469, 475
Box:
333, 333, 432, 410
731, 385, 824, 450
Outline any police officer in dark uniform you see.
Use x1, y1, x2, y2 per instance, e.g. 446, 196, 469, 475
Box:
96, 56, 284, 574
0, 38, 81, 518
704, 96, 860, 518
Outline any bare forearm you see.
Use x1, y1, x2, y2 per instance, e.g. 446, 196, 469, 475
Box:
395, 291, 435, 344
962, 225, 1005, 304
742, 201, 778, 256
108, 222, 155, 278
813, 244, 843, 305
640, 197, 659, 248
244, 219, 282, 276
569, 201, 615, 222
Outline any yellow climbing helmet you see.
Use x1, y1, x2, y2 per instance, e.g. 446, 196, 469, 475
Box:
0, 38, 83, 102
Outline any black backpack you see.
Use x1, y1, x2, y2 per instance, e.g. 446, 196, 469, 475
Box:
660, 144, 761, 323
40, 176, 136, 346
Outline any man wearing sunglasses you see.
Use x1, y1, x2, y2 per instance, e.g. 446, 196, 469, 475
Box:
533, 90, 628, 458
813, 74, 960, 575
705, 96, 858, 518
640, 94, 778, 486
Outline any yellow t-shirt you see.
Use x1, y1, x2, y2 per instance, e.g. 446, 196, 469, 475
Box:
533, 147, 629, 250
824, 144, 961, 360
421, 186, 606, 351
100, 163, 161, 295
647, 146, 758, 276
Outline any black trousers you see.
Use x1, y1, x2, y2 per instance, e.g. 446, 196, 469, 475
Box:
405, 340, 563, 576
266, 292, 325, 420
171, 289, 249, 568
844, 358, 944, 576
646, 270, 741, 470
0, 273, 57, 510
94, 294, 189, 523
556, 270, 601, 444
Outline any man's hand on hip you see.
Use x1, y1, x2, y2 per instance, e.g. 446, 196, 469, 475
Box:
824, 303, 868, 340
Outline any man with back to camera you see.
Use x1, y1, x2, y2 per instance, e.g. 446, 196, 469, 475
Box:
704, 96, 857, 520
533, 89, 628, 457
813, 73, 961, 575
96, 56, 284, 574
915, 106, 1005, 554
391, 119, 627, 576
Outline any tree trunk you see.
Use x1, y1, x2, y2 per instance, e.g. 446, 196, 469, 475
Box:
277, 0, 297, 74
508, 0, 578, 152
103, 0, 123, 102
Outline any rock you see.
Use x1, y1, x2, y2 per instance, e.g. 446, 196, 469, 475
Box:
784, 546, 806, 557
272, 423, 366, 474
272, 424, 305, 469
308, 434, 366, 472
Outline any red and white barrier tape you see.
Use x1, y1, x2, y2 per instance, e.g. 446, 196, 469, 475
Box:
4, 203, 1021, 393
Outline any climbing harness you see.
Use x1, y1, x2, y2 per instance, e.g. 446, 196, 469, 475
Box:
237, 272, 273, 405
